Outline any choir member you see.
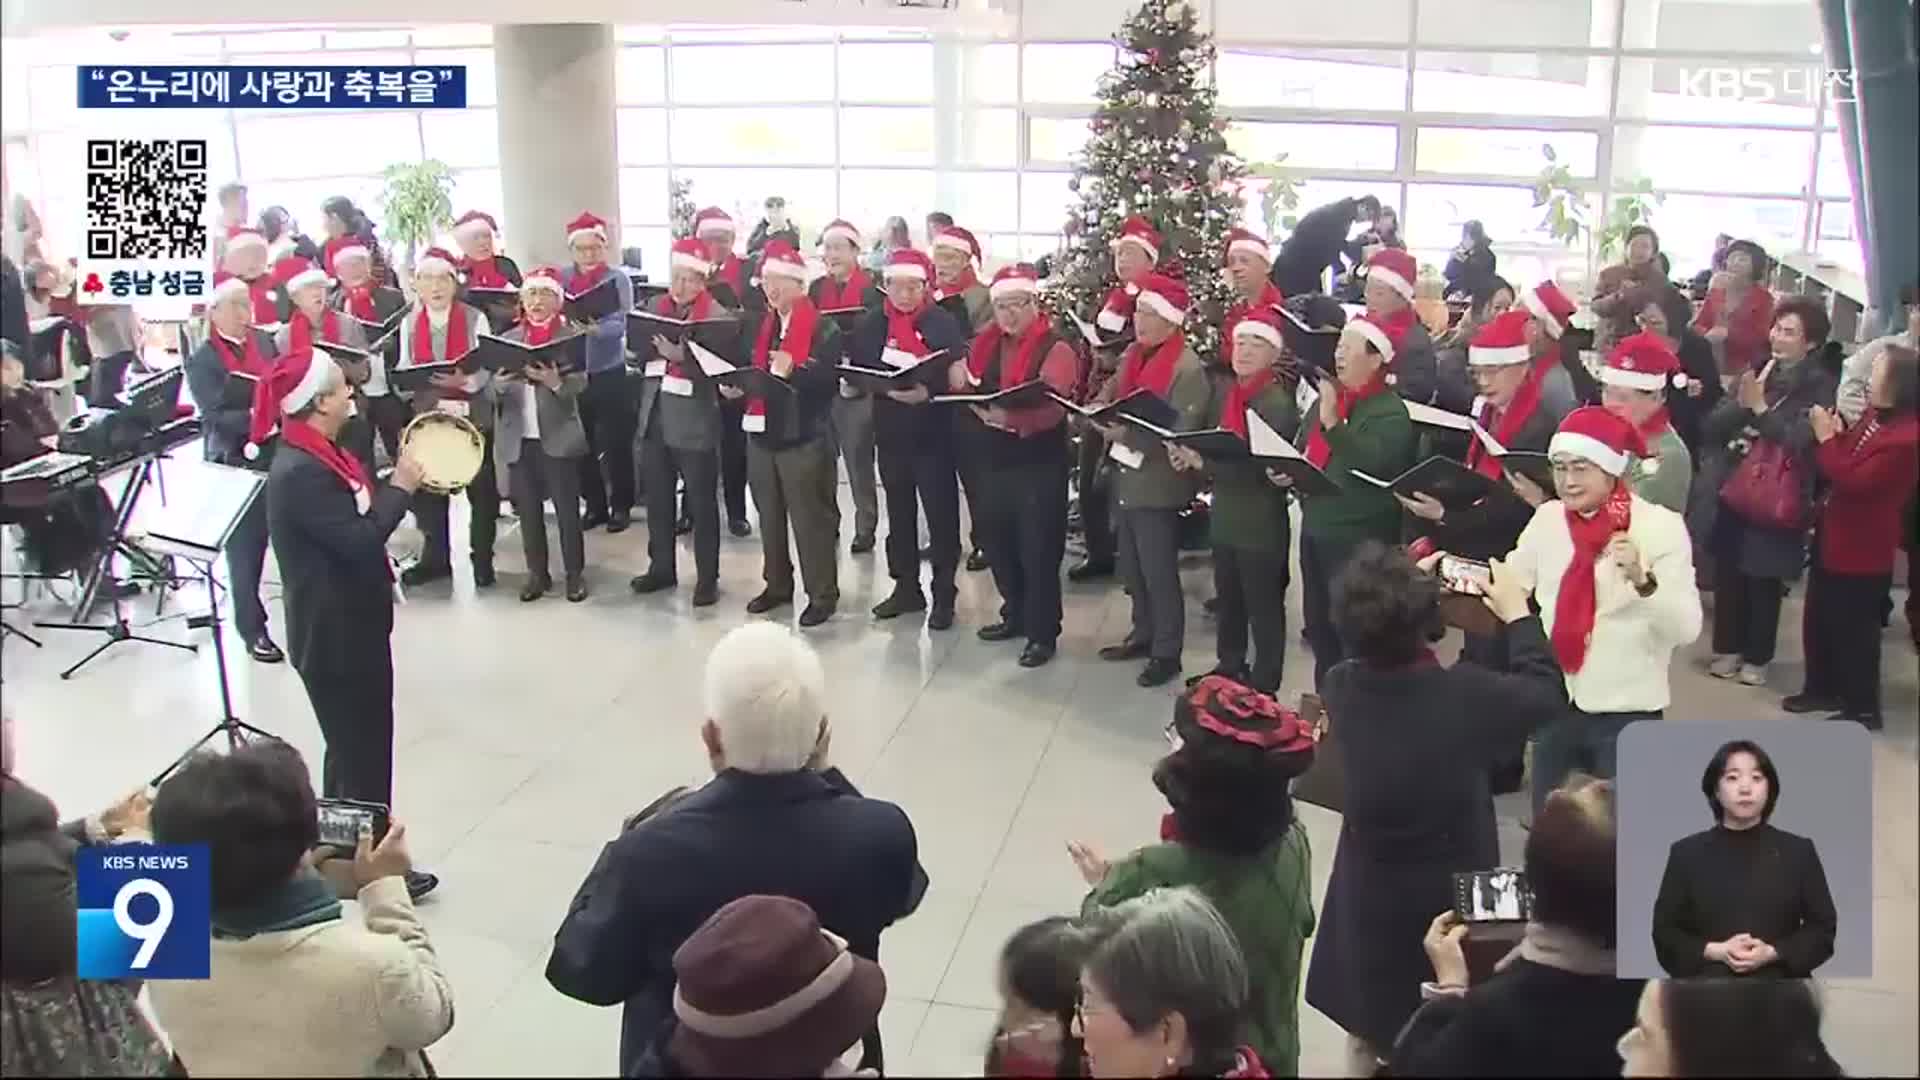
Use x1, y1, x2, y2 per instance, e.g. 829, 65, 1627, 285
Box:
1094, 273, 1212, 688
1597, 332, 1694, 514
631, 238, 734, 607
208, 181, 248, 268
954, 264, 1081, 668
220, 228, 291, 326
1167, 309, 1300, 694
181, 273, 282, 663
258, 346, 439, 899
275, 260, 374, 479
1359, 248, 1440, 408
811, 218, 883, 554
1221, 227, 1286, 369
729, 240, 844, 627
452, 210, 522, 289
854, 248, 968, 628
327, 235, 409, 462
492, 266, 589, 602
933, 224, 995, 573
564, 211, 638, 534
1519, 280, 1595, 419
396, 245, 499, 589
695, 206, 753, 536
1071, 216, 1162, 583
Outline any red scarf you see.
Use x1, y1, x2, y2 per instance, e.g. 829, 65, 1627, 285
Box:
244, 277, 279, 325
411, 305, 471, 401
934, 266, 979, 301
1466, 362, 1551, 480
522, 313, 559, 346
883, 299, 932, 360
713, 255, 745, 296
342, 283, 378, 322
968, 314, 1051, 387
280, 416, 370, 503
569, 262, 610, 296
463, 256, 509, 289
1553, 482, 1634, 674
1220, 368, 1277, 440
651, 289, 713, 377
815, 268, 870, 309
288, 310, 343, 353
1636, 406, 1672, 442
1222, 283, 1285, 365
211, 331, 271, 378
1305, 371, 1391, 469
748, 297, 819, 421
1116, 331, 1186, 399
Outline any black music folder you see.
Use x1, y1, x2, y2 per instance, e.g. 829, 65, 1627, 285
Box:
1053, 387, 1178, 429
563, 274, 623, 322
474, 331, 587, 376
707, 360, 796, 400
344, 308, 406, 342
318, 342, 375, 384
1493, 450, 1554, 493
389, 358, 477, 393
1347, 455, 1515, 511
631, 280, 671, 308
626, 309, 741, 345
1066, 311, 1129, 352
461, 286, 522, 327
835, 349, 952, 394
819, 306, 868, 332
221, 370, 259, 410
931, 380, 1053, 410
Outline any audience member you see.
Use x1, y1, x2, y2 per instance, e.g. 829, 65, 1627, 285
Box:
1076, 888, 1267, 1079
987, 917, 1097, 1078
1836, 283, 1919, 424
1391, 776, 1641, 1077
1618, 978, 1842, 1078
320, 196, 393, 288
1691, 239, 1774, 381
1071, 676, 1316, 1074
1590, 226, 1666, 351
207, 181, 249, 268
1269, 194, 1379, 296
1443, 221, 1498, 303
925, 210, 955, 248
631, 895, 886, 1078
867, 216, 912, 273
146, 740, 453, 1077
747, 195, 800, 258
1304, 542, 1567, 1073
546, 623, 926, 1077
1697, 296, 1837, 688
1631, 286, 1723, 458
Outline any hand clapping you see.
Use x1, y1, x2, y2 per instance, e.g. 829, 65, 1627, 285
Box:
1809, 404, 1842, 444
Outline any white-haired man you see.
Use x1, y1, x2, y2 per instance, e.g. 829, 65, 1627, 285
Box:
547, 622, 926, 1078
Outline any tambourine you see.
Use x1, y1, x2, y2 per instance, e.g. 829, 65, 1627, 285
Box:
399, 410, 484, 494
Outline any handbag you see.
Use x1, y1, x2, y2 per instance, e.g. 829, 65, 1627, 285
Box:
1289, 692, 1345, 814
1718, 436, 1807, 530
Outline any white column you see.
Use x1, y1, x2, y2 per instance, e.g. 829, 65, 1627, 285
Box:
494, 24, 620, 269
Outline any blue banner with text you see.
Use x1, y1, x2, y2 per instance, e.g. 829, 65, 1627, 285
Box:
76, 844, 212, 980
80, 65, 467, 109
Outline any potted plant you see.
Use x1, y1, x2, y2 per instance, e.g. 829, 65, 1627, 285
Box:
1532, 145, 1662, 275
377, 160, 456, 284
1244, 155, 1302, 238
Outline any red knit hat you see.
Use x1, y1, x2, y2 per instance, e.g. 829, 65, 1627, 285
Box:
565, 212, 608, 245
693, 207, 735, 240
932, 225, 981, 264
521, 264, 565, 297
1223, 227, 1270, 264
1468, 309, 1534, 367
1135, 272, 1189, 324
1522, 281, 1578, 340
1230, 306, 1286, 352
452, 210, 498, 240
759, 239, 808, 282
1111, 216, 1163, 264
818, 219, 860, 247
414, 246, 458, 278
1602, 331, 1688, 392
988, 263, 1040, 300
1363, 248, 1418, 302
245, 346, 334, 460
1549, 405, 1647, 477
669, 237, 712, 276
883, 248, 933, 282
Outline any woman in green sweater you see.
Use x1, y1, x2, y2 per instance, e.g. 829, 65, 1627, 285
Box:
1298, 314, 1417, 688
1067, 676, 1318, 1076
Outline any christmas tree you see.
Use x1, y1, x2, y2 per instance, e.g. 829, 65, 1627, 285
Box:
1046, 0, 1245, 360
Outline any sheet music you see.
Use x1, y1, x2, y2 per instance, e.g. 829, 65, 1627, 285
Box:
687, 339, 737, 378
879, 346, 922, 371
135, 460, 265, 557
1404, 400, 1477, 432
1245, 410, 1302, 459
1347, 469, 1391, 488
1473, 425, 1509, 457
1067, 312, 1104, 348
1295, 379, 1320, 421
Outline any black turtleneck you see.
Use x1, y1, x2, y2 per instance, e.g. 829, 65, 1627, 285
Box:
1651, 821, 1837, 977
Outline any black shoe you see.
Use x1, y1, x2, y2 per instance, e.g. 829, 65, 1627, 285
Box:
1138, 658, 1182, 687
1019, 641, 1056, 668
850, 533, 876, 554
1783, 692, 1841, 714
978, 621, 1024, 643
799, 600, 835, 627
1068, 559, 1115, 583
1826, 710, 1884, 731
928, 604, 955, 631
400, 561, 452, 587
405, 871, 440, 902
966, 548, 989, 572
1099, 640, 1150, 662
675, 514, 693, 536
728, 518, 753, 538
692, 582, 718, 607
629, 572, 676, 595
248, 636, 284, 664
873, 590, 927, 620
473, 562, 497, 589
582, 510, 610, 531
746, 591, 792, 615
606, 510, 631, 534
520, 577, 550, 602
566, 576, 589, 602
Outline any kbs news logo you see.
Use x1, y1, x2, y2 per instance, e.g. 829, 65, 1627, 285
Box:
1678, 64, 1856, 105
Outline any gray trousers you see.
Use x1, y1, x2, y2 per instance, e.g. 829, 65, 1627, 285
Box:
509, 439, 585, 582
1117, 507, 1185, 661
747, 437, 841, 604
831, 393, 879, 541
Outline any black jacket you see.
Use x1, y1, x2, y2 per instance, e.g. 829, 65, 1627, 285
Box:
265, 444, 412, 675
1651, 823, 1837, 978
850, 304, 967, 453
743, 306, 844, 451
1392, 956, 1644, 1077
1271, 198, 1360, 295
0, 776, 91, 984
183, 330, 281, 467
545, 767, 926, 1079
1443, 245, 1498, 302
1668, 330, 1724, 455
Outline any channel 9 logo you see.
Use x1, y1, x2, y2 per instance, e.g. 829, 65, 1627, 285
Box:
76, 844, 212, 980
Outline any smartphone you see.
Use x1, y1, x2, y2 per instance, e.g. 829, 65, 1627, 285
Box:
315, 798, 390, 849
1438, 555, 1493, 596
1453, 868, 1531, 923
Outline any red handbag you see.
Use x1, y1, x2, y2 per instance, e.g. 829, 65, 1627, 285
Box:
1719, 438, 1808, 530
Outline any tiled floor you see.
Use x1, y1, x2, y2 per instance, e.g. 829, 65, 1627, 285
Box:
4, 467, 1915, 1077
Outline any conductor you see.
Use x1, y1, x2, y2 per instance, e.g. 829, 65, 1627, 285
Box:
250, 346, 440, 900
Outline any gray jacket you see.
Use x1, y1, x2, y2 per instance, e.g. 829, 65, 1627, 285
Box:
490, 324, 588, 467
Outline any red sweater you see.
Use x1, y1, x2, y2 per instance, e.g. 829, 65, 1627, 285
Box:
1814, 412, 1920, 574
1692, 285, 1775, 377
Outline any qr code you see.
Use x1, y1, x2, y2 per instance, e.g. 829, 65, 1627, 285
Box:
85, 139, 209, 261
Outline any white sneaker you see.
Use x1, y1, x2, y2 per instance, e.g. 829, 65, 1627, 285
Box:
1738, 663, 1768, 687
1708, 654, 1741, 678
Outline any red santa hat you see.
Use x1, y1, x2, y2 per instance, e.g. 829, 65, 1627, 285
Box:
226, 228, 268, 255
988, 263, 1040, 300
1111, 216, 1162, 264
669, 237, 713, 276
565, 212, 609, 246
453, 210, 499, 240
245, 346, 336, 460
1549, 405, 1647, 477
1468, 309, 1534, 367
819, 219, 861, 248
758, 239, 808, 283
323, 234, 369, 274
1343, 312, 1405, 367
521, 264, 566, 297
283, 259, 330, 295
1362, 248, 1418, 302
693, 207, 736, 240
932, 226, 981, 264
1230, 307, 1286, 352
1223, 227, 1270, 264
1521, 281, 1578, 340
209, 271, 252, 305
1135, 272, 1189, 324
1601, 331, 1688, 392
414, 246, 458, 278
883, 248, 933, 282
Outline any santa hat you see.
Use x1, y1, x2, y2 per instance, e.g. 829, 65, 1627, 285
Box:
693, 207, 736, 240
1549, 405, 1647, 477
1111, 216, 1162, 264
1344, 312, 1404, 367
453, 210, 499, 240
1601, 331, 1688, 392
1362, 248, 1417, 302
883, 248, 933, 282
1230, 307, 1286, 351
565, 212, 609, 245
988, 263, 1040, 300
669, 237, 712, 276
414, 246, 458, 278
758, 239, 808, 283
226, 228, 268, 255
819, 219, 860, 248
209, 271, 252, 305
245, 347, 335, 460
1224, 227, 1270, 264
324, 234, 369, 272
932, 226, 981, 264
521, 264, 566, 297
1468, 309, 1534, 367
1135, 272, 1189, 325
283, 260, 330, 294
1521, 281, 1577, 340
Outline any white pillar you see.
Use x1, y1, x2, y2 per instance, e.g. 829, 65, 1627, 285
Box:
494, 24, 620, 269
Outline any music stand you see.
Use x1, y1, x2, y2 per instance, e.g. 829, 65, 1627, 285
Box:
138, 461, 279, 785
